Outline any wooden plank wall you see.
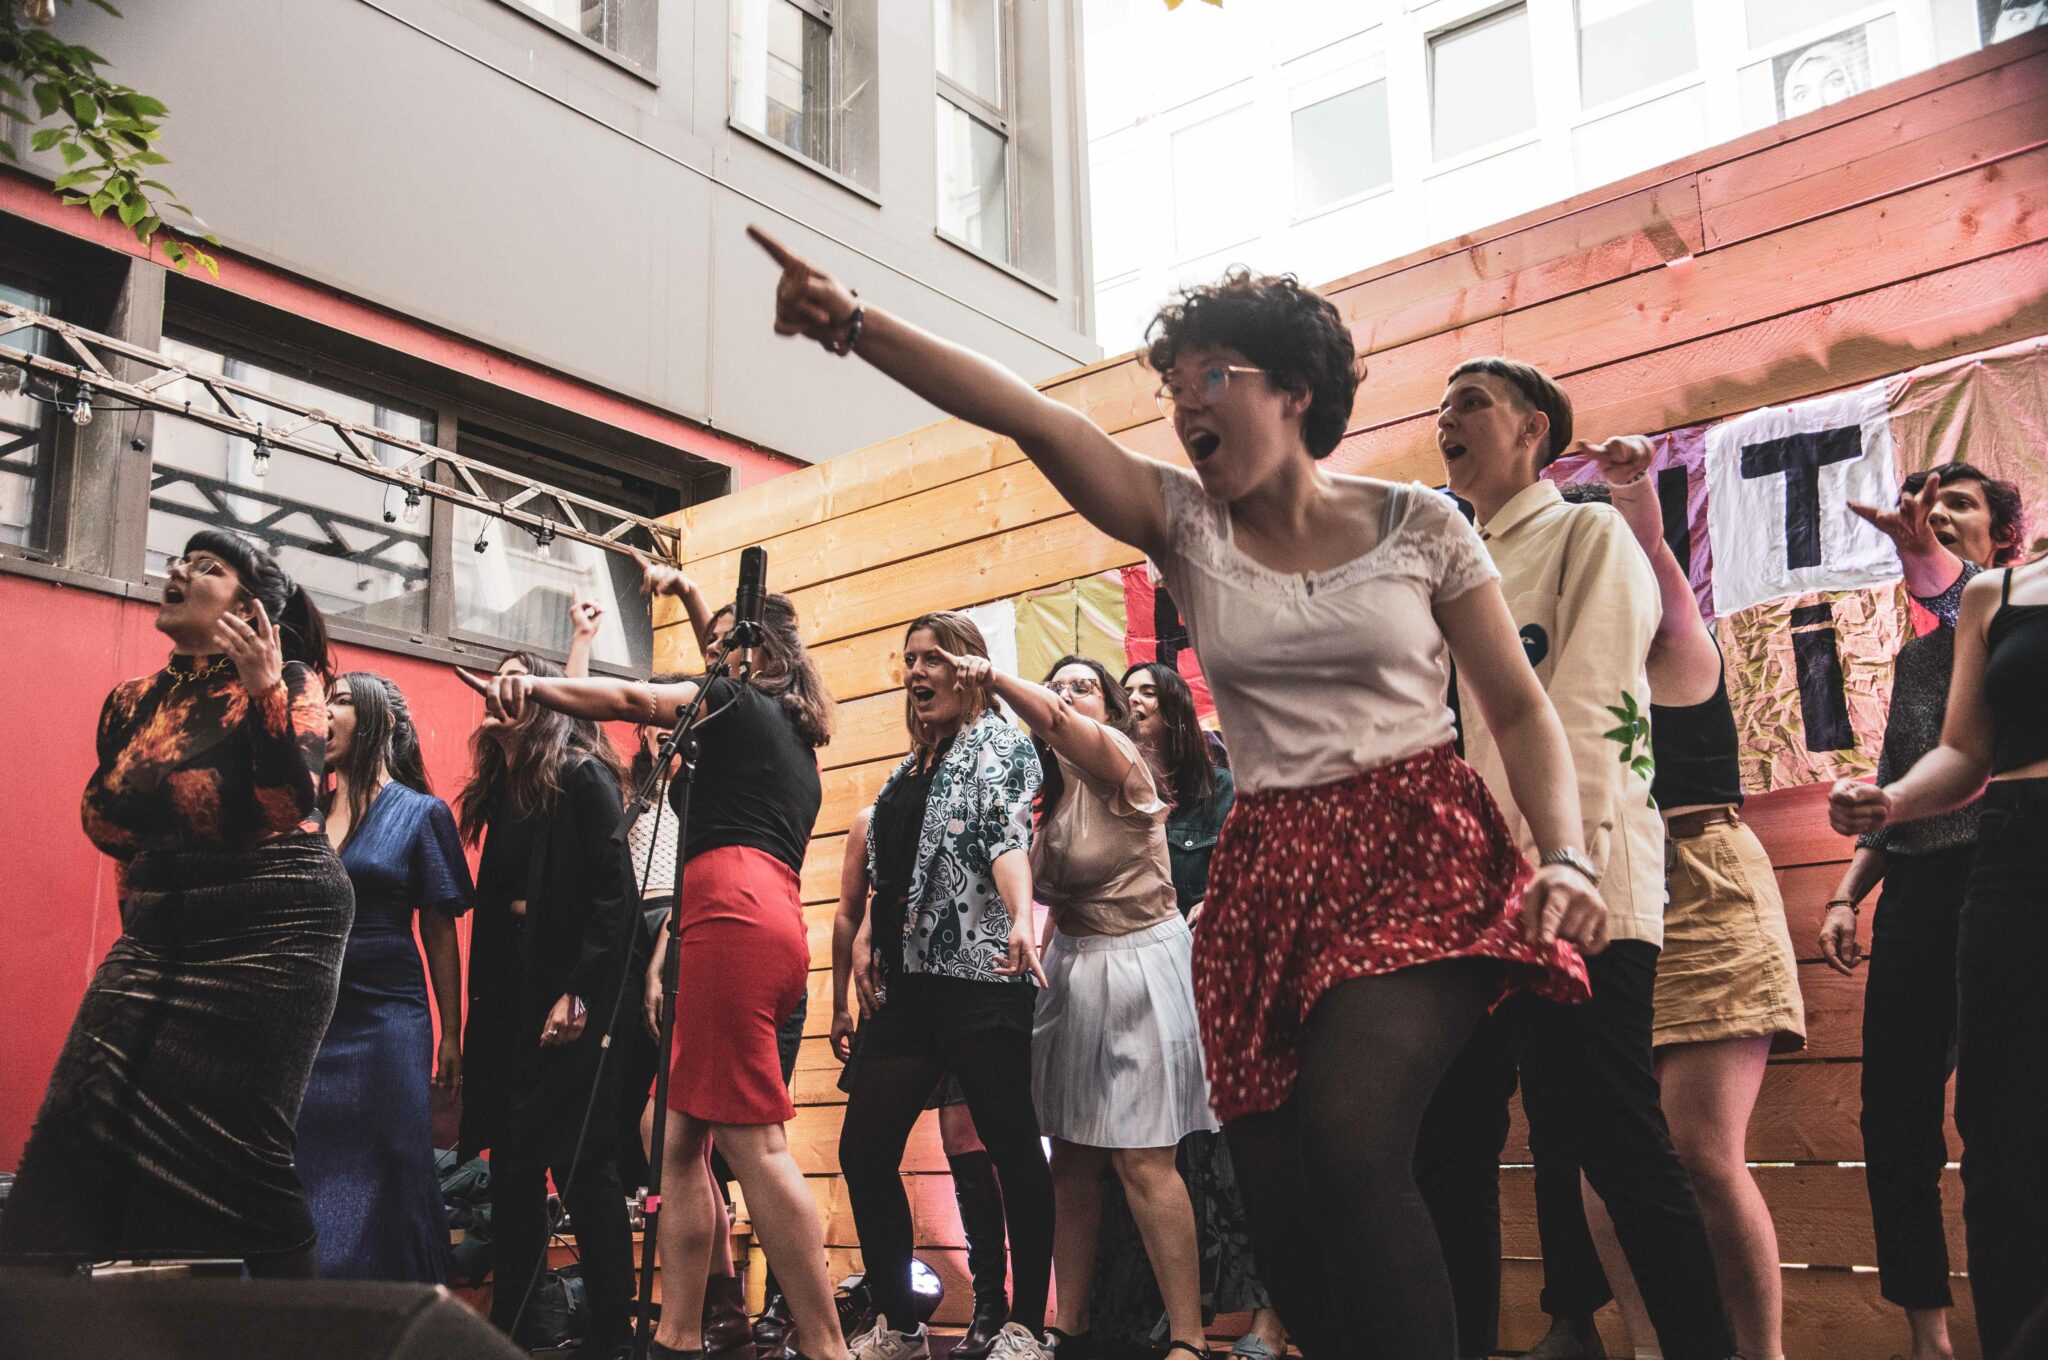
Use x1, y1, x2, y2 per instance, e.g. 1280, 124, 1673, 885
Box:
651, 33, 2048, 1354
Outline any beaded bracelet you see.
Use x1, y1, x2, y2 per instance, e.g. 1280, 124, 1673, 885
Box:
831, 297, 866, 357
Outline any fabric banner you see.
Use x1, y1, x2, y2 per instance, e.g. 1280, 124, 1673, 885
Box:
1120, 563, 1217, 723
962, 598, 1019, 680
1719, 587, 1906, 792
1548, 424, 1718, 621
1887, 335, 2048, 560
1704, 381, 1903, 615
1011, 572, 1128, 682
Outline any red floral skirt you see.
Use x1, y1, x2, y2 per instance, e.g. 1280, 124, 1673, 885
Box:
1192, 742, 1590, 1122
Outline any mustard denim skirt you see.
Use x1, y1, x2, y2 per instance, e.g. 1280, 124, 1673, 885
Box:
1655, 811, 1806, 1053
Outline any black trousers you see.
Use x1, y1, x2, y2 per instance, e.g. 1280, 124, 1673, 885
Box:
1418, 941, 1733, 1360
1956, 781, 2048, 1358
1859, 843, 1971, 1310
490, 1029, 634, 1347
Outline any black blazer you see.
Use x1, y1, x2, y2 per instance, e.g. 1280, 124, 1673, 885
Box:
459, 756, 638, 1158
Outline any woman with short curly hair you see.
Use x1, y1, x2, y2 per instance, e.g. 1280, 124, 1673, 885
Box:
750, 228, 1610, 1357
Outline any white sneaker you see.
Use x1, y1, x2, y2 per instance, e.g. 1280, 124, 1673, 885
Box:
984, 1323, 1055, 1359
847, 1313, 930, 1360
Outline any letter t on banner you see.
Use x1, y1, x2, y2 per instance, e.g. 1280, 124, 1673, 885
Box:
1703, 380, 1903, 615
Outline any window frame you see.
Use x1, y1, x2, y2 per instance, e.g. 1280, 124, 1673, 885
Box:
1425, 1, 1542, 167
1286, 78, 1397, 224
934, 0, 1022, 267
1570, 0, 1705, 120
727, 0, 884, 202
492, 0, 661, 83
128, 312, 696, 677
0, 266, 66, 562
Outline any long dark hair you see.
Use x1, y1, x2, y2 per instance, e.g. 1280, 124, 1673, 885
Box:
186, 528, 333, 679
1121, 660, 1217, 818
1036, 654, 1133, 824
325, 671, 430, 848
741, 594, 835, 748
902, 611, 1000, 768
455, 651, 627, 845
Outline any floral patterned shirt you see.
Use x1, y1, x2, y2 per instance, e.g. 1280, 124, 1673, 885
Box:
82, 653, 328, 864
869, 710, 1042, 983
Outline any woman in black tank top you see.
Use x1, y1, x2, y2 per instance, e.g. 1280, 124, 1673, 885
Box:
1831, 554, 2048, 1358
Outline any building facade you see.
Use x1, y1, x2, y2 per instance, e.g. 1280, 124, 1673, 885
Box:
0, 0, 1096, 1167
1085, 0, 2043, 351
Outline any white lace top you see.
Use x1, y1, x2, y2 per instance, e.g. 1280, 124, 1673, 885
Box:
1151, 465, 1498, 793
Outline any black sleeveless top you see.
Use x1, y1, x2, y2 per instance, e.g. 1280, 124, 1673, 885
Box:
1986, 568, 2048, 775
1650, 667, 1744, 808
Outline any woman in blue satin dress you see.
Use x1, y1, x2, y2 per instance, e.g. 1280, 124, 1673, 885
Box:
298, 671, 473, 1281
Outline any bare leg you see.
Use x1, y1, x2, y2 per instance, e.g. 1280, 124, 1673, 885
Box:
1656, 1039, 1780, 1360
714, 1121, 851, 1360
652, 1115, 718, 1351
1905, 1306, 1957, 1360
1111, 1145, 1207, 1350
646, 1104, 738, 1281
1050, 1138, 1111, 1335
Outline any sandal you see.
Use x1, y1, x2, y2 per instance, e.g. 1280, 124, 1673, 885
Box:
1165, 1343, 1211, 1358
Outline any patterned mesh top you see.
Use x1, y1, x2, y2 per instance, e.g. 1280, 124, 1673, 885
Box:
82, 653, 329, 861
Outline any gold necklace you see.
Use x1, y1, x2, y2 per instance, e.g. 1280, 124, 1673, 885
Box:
168, 654, 234, 686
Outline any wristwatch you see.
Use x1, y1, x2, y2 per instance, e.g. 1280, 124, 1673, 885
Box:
1539, 847, 1599, 886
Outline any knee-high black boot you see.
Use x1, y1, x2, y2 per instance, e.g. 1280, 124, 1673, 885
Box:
950, 1151, 1010, 1359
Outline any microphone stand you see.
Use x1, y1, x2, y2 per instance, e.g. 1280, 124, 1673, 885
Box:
622, 643, 753, 1360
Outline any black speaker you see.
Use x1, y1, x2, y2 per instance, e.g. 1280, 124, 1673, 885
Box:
0, 1276, 524, 1359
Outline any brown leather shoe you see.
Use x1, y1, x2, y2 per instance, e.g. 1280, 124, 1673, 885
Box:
702, 1273, 751, 1355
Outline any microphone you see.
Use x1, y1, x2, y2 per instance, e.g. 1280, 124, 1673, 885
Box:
729, 545, 767, 650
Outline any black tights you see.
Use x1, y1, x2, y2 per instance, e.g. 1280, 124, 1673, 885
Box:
1224, 962, 1492, 1360
839, 1026, 1054, 1334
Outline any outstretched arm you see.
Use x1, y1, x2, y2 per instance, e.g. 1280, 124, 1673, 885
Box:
749, 225, 1169, 558
457, 667, 700, 725
1570, 437, 1720, 687
1850, 474, 1965, 602
942, 648, 1137, 790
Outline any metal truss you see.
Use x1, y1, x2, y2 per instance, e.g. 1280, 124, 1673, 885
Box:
0, 299, 683, 561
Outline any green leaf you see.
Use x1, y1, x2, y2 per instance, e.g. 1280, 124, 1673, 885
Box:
1604, 705, 1630, 724
70, 92, 99, 127
0, 77, 24, 101
58, 193, 91, 206
30, 127, 63, 153
51, 167, 99, 190
87, 0, 125, 16
58, 140, 86, 166
117, 194, 147, 227
0, 139, 14, 164
130, 149, 167, 164
87, 189, 115, 217
162, 239, 185, 267
1601, 724, 1632, 743
131, 213, 159, 242
115, 93, 166, 118
32, 83, 62, 119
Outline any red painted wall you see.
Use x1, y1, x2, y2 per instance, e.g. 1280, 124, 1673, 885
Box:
0, 570, 653, 1168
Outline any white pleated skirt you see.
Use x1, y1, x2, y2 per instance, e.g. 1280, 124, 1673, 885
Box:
1031, 913, 1221, 1148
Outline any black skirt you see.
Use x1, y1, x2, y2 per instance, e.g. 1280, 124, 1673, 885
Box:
0, 832, 353, 1265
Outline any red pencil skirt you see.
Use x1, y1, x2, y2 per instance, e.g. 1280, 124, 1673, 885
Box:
665, 845, 810, 1126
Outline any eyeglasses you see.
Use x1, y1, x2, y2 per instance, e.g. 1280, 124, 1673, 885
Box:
1049, 677, 1101, 698
1154, 364, 1266, 420
164, 554, 239, 584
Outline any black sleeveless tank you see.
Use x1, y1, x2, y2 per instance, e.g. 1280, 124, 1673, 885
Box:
1650, 667, 1744, 808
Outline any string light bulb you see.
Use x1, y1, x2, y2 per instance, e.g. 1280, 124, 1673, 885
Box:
533, 521, 556, 561
251, 434, 271, 478
402, 487, 423, 526
22, 0, 56, 28
70, 390, 92, 427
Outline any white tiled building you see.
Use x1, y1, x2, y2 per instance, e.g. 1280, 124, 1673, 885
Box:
1083, 0, 2042, 351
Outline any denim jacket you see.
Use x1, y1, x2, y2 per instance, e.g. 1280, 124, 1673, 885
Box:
870, 710, 1042, 983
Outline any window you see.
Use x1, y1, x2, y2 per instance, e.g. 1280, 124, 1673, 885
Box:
936, 0, 1015, 260
1292, 81, 1393, 215
1743, 0, 1868, 49
1431, 5, 1538, 161
732, 0, 834, 165
1171, 104, 1261, 260
1579, 0, 1697, 108
0, 280, 56, 552
148, 337, 434, 634
452, 431, 660, 671
507, 0, 658, 70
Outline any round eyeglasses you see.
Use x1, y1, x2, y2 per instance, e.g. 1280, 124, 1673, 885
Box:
1154, 363, 1266, 421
